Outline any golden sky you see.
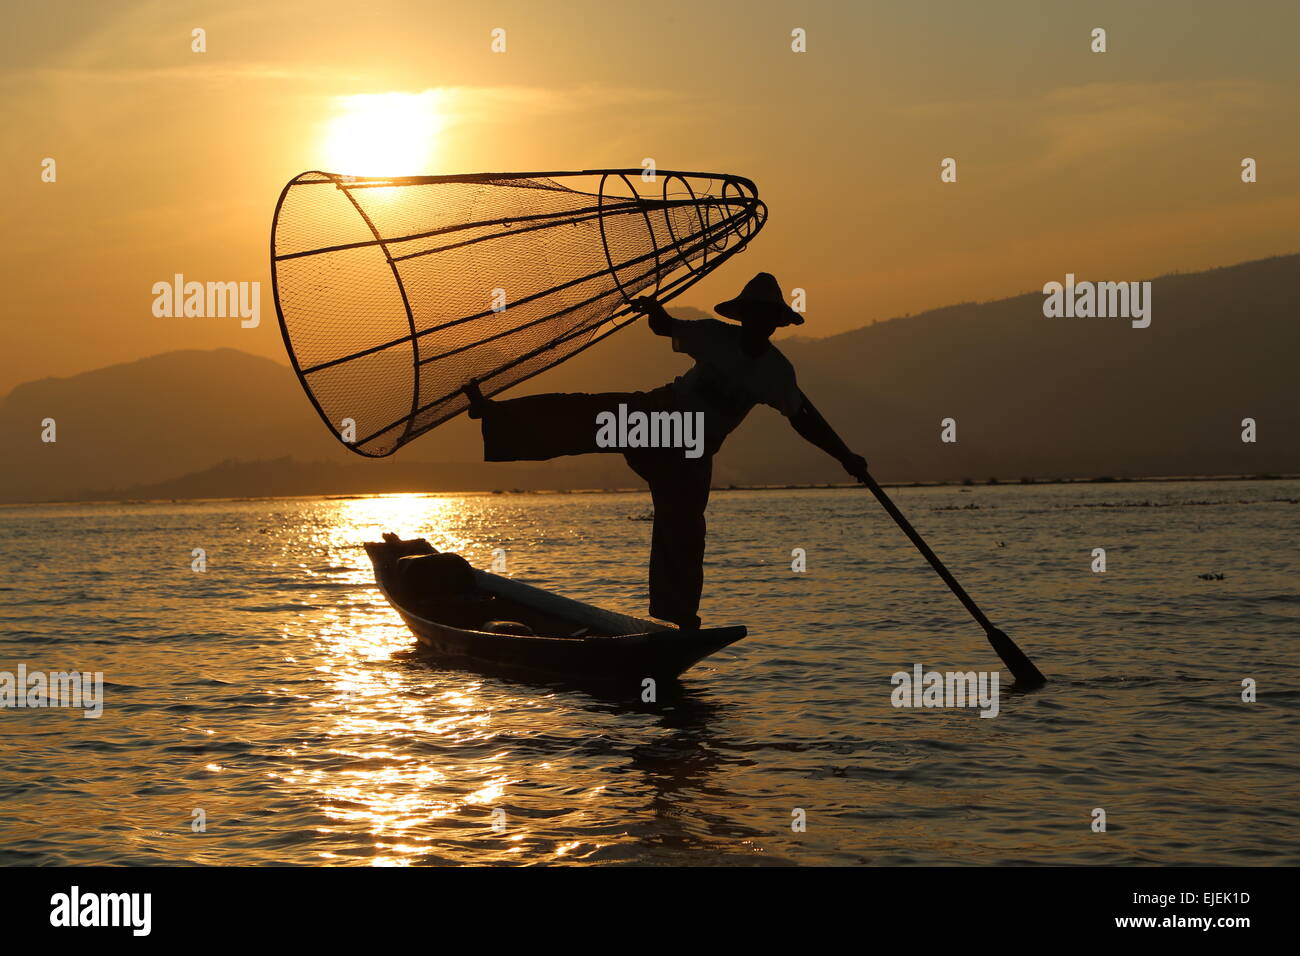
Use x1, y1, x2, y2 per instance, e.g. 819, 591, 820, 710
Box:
3, 0, 1298, 393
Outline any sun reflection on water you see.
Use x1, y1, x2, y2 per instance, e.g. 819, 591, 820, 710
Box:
247, 493, 678, 864
284, 495, 548, 863
331, 494, 473, 554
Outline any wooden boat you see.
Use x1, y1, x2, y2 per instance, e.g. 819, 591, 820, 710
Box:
365, 534, 747, 682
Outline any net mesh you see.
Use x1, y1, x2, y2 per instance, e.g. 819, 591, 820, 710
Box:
271, 169, 767, 456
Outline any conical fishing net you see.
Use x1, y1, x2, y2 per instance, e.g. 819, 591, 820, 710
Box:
271, 169, 767, 457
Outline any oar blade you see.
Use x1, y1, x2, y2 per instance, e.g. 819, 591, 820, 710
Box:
987, 627, 1047, 689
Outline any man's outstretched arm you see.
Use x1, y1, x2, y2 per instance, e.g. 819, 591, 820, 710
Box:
790, 395, 869, 482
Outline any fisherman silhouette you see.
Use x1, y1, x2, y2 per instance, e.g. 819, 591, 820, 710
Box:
465, 272, 868, 630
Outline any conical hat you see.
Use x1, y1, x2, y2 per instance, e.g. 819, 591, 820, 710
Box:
714, 272, 803, 326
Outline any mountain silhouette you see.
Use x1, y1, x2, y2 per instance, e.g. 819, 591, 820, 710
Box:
2, 254, 1295, 503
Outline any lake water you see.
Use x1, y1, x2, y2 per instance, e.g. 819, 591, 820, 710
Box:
1, 479, 1297, 865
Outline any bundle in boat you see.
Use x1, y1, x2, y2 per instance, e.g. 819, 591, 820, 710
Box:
271, 169, 767, 457
364, 534, 748, 681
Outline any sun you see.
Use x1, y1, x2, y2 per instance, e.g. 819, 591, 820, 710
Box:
322, 90, 446, 177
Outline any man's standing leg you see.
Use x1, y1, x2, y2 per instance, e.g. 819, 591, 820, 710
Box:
627, 451, 713, 629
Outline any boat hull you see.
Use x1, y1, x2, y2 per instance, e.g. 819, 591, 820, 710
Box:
365, 535, 746, 682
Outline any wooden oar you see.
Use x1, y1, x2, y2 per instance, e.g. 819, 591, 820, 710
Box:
859, 473, 1047, 688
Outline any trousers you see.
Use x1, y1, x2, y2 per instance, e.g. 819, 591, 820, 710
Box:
480, 386, 712, 627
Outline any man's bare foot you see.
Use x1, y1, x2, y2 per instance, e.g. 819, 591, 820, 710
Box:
653, 612, 701, 631
463, 379, 487, 419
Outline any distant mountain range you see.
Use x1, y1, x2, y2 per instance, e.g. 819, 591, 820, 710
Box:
2, 254, 1296, 503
